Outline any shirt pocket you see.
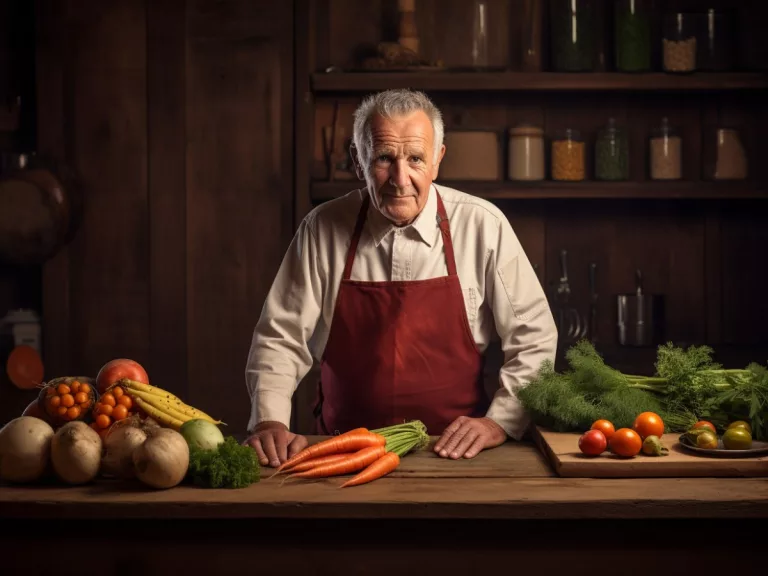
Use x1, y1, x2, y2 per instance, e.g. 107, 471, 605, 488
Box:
462, 287, 478, 328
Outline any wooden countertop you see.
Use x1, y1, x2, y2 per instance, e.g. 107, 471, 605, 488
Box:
2, 437, 767, 520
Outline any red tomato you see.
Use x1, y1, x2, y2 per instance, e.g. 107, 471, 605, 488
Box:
632, 411, 665, 440
609, 428, 643, 458
590, 419, 615, 441
96, 358, 149, 395
578, 429, 607, 456
692, 420, 716, 434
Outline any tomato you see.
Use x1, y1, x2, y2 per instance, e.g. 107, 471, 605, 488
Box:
578, 429, 607, 456
96, 358, 149, 395
692, 420, 716, 434
590, 419, 615, 441
609, 428, 642, 458
727, 420, 752, 434
695, 431, 718, 450
632, 411, 665, 440
722, 428, 752, 450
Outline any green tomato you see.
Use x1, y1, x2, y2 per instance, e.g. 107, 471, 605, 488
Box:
722, 427, 752, 450
695, 431, 718, 450
727, 420, 752, 434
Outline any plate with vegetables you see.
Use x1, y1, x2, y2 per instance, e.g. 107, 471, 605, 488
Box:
677, 420, 768, 458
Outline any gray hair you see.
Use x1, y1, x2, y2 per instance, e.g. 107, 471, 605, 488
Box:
352, 89, 444, 167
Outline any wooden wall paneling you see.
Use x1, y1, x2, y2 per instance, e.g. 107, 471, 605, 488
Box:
36, 0, 71, 379
147, 0, 188, 397
185, 0, 294, 433
295, 0, 316, 226
67, 0, 150, 373
327, 0, 384, 70
719, 201, 768, 348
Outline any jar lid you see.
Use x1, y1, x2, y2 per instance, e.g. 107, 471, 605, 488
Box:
509, 124, 543, 137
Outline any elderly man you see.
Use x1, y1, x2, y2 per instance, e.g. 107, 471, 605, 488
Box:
244, 88, 557, 468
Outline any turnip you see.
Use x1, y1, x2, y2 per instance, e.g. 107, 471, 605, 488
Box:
0, 416, 54, 483
101, 426, 148, 479
180, 418, 224, 451
51, 421, 102, 484
133, 428, 189, 489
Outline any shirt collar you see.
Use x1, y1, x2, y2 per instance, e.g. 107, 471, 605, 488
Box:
367, 184, 438, 248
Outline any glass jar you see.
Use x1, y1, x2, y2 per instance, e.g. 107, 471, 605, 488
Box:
520, 0, 543, 72
615, 0, 652, 72
703, 126, 748, 181
663, 13, 697, 73
552, 129, 586, 181
649, 117, 682, 180
697, 9, 736, 71
549, 0, 598, 72
508, 125, 545, 181
595, 118, 629, 181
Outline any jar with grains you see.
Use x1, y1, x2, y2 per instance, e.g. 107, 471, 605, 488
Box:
595, 118, 629, 181
663, 12, 697, 73
549, 0, 598, 72
508, 125, 545, 181
703, 127, 748, 181
552, 129, 586, 181
649, 117, 682, 180
615, 0, 652, 72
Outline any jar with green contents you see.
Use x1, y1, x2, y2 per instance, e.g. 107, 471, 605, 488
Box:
595, 118, 629, 181
615, 0, 651, 72
549, 0, 598, 72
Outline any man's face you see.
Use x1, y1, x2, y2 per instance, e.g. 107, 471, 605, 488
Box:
354, 110, 445, 226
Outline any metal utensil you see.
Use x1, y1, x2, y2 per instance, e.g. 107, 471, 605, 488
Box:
616, 268, 665, 347
552, 249, 582, 342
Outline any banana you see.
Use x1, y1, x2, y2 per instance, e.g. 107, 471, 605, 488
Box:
133, 397, 185, 430
118, 379, 223, 425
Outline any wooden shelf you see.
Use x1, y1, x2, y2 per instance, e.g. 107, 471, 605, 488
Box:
311, 181, 768, 202
311, 71, 768, 93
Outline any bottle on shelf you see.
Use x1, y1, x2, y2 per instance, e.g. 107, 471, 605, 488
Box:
702, 125, 748, 181
552, 128, 586, 181
549, 0, 599, 72
614, 0, 652, 72
662, 12, 697, 73
595, 118, 629, 181
649, 117, 682, 180
508, 124, 545, 181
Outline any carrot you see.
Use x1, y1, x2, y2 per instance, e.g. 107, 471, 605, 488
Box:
284, 446, 387, 482
266, 453, 351, 480
340, 452, 400, 488
275, 428, 382, 472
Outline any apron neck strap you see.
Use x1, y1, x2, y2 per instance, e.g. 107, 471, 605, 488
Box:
343, 188, 458, 280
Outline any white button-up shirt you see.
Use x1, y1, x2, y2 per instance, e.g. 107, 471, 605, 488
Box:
246, 183, 558, 440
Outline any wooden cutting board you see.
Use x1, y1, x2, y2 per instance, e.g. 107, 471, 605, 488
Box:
532, 427, 768, 478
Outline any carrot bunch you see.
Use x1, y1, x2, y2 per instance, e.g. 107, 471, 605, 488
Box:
274, 421, 430, 488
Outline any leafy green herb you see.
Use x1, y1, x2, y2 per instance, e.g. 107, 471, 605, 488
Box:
518, 340, 768, 439
187, 436, 260, 489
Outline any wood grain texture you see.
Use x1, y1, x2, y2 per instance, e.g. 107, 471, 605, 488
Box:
533, 427, 768, 478
185, 0, 294, 432
63, 0, 151, 372
147, 0, 188, 397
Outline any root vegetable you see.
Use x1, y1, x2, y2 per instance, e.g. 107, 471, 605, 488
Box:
0, 416, 54, 483
101, 426, 148, 479
133, 428, 189, 489
51, 421, 102, 484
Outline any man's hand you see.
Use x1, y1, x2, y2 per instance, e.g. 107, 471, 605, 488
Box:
243, 421, 308, 468
433, 416, 508, 459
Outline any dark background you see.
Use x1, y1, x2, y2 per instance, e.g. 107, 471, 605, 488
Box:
1, 0, 766, 435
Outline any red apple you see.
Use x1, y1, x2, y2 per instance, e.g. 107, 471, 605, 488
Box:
96, 358, 149, 394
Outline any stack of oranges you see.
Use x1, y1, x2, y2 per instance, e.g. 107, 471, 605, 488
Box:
90, 385, 137, 437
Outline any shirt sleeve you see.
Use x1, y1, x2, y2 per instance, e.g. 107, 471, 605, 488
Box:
484, 218, 558, 441
245, 215, 323, 433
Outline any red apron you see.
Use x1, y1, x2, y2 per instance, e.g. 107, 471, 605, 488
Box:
314, 190, 489, 436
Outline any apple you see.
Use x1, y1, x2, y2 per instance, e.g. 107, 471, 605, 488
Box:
96, 358, 149, 394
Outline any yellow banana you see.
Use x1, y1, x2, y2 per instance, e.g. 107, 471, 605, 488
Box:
131, 391, 194, 424
119, 379, 223, 424
133, 397, 185, 430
